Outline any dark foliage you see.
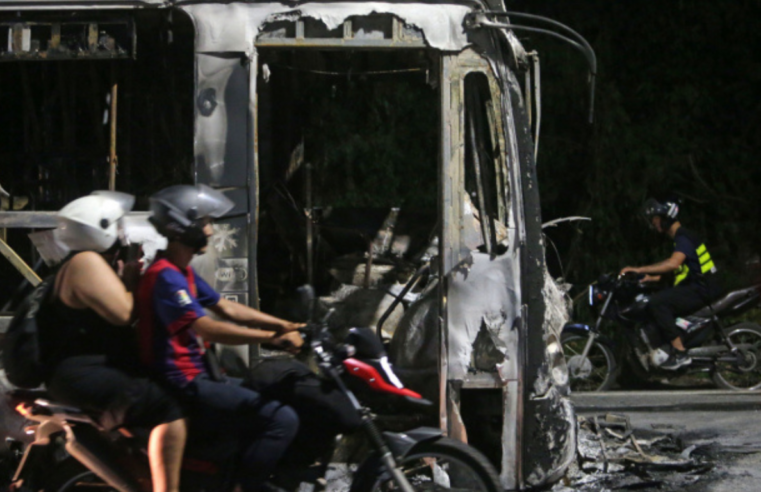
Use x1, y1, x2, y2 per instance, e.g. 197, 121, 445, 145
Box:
511, 0, 761, 291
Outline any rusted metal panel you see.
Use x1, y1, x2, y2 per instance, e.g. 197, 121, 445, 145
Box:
0, 212, 57, 228
0, 0, 163, 10
0, 18, 135, 61
256, 17, 426, 48
0, 211, 157, 228
181, 3, 472, 55
194, 53, 249, 187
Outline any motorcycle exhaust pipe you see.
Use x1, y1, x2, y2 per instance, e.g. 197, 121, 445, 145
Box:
65, 425, 145, 492
687, 346, 727, 357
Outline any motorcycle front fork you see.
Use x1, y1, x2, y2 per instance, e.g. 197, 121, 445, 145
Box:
579, 331, 598, 361
324, 361, 415, 492
361, 417, 415, 492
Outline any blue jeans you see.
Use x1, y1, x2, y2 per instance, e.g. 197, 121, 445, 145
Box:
181, 374, 299, 491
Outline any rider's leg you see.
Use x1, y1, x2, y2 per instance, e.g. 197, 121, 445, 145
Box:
248, 359, 362, 467
237, 400, 300, 491
647, 283, 706, 351
46, 357, 188, 491
184, 375, 299, 492
672, 337, 686, 351
149, 418, 187, 492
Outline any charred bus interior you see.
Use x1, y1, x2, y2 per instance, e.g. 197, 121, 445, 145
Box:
255, 47, 440, 346
0, 10, 195, 307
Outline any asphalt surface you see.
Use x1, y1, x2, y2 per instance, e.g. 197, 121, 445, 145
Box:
571, 389, 761, 412
569, 390, 761, 492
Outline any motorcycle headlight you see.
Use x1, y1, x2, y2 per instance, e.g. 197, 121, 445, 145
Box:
589, 284, 608, 307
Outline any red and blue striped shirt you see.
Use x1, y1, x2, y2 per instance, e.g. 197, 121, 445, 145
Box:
137, 258, 220, 387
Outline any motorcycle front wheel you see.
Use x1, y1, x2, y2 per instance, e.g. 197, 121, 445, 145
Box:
713, 322, 761, 391
561, 333, 617, 392
350, 436, 502, 492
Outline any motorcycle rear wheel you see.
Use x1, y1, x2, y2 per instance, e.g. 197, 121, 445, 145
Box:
350, 436, 502, 492
713, 322, 761, 391
42, 459, 115, 492
561, 333, 617, 392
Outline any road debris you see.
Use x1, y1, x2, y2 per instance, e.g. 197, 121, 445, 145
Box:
554, 414, 714, 491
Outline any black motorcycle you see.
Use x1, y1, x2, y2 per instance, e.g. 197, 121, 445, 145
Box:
562, 273, 761, 392
4, 307, 501, 492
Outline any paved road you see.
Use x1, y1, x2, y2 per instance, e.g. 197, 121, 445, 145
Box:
568, 390, 761, 492
571, 389, 761, 412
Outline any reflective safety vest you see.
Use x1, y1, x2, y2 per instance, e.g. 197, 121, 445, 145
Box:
674, 243, 717, 286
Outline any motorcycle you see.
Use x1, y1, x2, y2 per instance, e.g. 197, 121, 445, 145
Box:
562, 273, 761, 392
4, 302, 502, 492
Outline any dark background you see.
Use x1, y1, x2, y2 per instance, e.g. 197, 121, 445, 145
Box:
509, 0, 761, 294
2, 3, 760, 306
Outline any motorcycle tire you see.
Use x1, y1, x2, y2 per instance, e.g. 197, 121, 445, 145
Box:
350, 436, 502, 492
561, 333, 617, 392
712, 322, 761, 391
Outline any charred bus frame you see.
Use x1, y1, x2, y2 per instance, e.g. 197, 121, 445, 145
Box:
0, 1, 595, 488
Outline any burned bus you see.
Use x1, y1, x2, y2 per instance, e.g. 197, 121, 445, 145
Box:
0, 0, 591, 488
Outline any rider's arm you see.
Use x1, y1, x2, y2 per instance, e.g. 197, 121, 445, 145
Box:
620, 251, 686, 277
152, 271, 302, 350
191, 316, 277, 344
192, 317, 302, 351
208, 298, 303, 334
66, 251, 133, 326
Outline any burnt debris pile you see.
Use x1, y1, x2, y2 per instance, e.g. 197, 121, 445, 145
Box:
553, 414, 714, 491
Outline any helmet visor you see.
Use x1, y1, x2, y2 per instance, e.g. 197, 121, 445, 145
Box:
194, 184, 234, 219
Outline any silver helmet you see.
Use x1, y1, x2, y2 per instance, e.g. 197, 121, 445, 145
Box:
149, 184, 234, 249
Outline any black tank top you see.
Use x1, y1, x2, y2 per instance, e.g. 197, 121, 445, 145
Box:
40, 256, 139, 370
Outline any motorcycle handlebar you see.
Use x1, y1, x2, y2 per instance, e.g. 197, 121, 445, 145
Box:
617, 271, 645, 283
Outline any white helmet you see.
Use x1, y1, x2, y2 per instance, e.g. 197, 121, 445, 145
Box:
56, 191, 135, 252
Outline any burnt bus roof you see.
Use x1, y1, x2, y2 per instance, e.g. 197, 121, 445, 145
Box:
0, 0, 490, 9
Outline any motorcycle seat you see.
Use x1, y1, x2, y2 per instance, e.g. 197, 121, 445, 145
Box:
8, 388, 51, 403
692, 285, 761, 317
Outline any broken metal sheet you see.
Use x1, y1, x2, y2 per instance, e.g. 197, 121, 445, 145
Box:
0, 0, 163, 11
195, 54, 250, 187
522, 271, 575, 487
479, 33, 576, 487
534, 269, 572, 394
561, 415, 713, 491
320, 283, 405, 339
446, 250, 520, 381
180, 2, 473, 53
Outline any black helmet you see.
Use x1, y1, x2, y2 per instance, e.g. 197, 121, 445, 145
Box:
149, 184, 234, 249
643, 197, 680, 230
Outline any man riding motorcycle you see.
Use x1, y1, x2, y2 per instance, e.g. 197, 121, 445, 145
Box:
621, 197, 722, 370
136, 184, 304, 492
41, 192, 187, 492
